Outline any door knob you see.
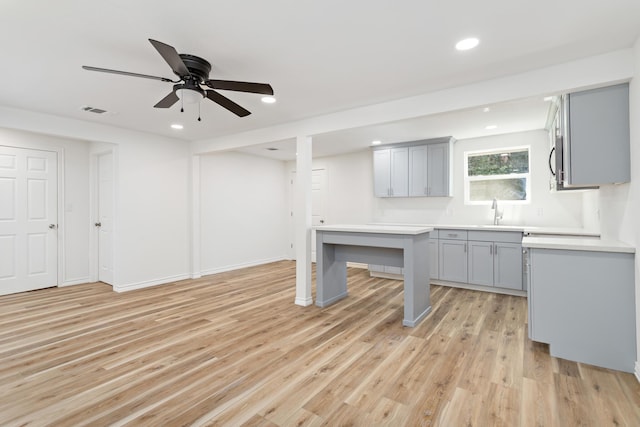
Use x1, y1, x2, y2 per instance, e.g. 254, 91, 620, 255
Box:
95, 222, 102, 227
48, 224, 57, 229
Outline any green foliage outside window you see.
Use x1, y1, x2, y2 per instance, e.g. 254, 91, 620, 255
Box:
468, 150, 529, 176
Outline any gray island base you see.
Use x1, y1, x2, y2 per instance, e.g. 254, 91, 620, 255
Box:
315, 225, 433, 327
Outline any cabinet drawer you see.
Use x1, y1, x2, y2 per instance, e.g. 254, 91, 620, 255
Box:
438, 229, 467, 240
467, 230, 522, 243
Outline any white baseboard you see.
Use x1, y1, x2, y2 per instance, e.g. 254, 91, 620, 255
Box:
635, 361, 640, 383
59, 277, 92, 287
295, 297, 314, 306
114, 273, 191, 293
199, 256, 288, 277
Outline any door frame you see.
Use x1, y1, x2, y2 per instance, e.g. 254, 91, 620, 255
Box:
0, 143, 64, 287
90, 147, 117, 284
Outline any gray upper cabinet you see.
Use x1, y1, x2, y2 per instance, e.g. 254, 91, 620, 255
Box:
408, 142, 451, 197
427, 143, 450, 196
408, 145, 428, 196
373, 147, 408, 197
561, 83, 630, 186
375, 137, 453, 198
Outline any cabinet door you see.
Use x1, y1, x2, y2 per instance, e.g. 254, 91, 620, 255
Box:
494, 242, 523, 290
438, 239, 467, 283
409, 145, 428, 196
429, 238, 438, 279
390, 147, 409, 197
567, 83, 630, 186
427, 142, 449, 196
468, 241, 493, 286
373, 149, 391, 197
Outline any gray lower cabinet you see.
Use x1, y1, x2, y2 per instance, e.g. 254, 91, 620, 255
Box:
493, 242, 523, 290
468, 241, 523, 290
467, 231, 523, 291
527, 247, 635, 372
468, 241, 493, 286
438, 239, 468, 283
429, 238, 439, 279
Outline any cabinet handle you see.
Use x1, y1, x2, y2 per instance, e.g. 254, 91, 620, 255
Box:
464, 243, 467, 253
489, 244, 493, 255
447, 233, 457, 238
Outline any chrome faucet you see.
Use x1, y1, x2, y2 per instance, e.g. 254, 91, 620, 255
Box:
491, 198, 503, 225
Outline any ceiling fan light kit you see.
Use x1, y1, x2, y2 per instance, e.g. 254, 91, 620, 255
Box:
82, 39, 274, 120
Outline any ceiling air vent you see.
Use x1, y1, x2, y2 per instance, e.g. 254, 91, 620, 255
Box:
81, 106, 108, 114
266, 147, 279, 151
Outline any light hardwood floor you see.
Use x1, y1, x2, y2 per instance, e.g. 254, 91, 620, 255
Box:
0, 261, 638, 426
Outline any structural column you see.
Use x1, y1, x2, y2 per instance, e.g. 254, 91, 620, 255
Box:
295, 136, 313, 306
190, 154, 201, 279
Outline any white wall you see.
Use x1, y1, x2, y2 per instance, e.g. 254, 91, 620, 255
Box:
371, 130, 590, 228
0, 107, 192, 292
0, 127, 91, 285
113, 138, 191, 290
286, 150, 375, 226
199, 151, 288, 274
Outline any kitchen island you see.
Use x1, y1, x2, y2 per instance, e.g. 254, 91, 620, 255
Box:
315, 224, 433, 327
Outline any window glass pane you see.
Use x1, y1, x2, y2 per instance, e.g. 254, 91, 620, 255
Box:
469, 178, 527, 201
468, 150, 529, 176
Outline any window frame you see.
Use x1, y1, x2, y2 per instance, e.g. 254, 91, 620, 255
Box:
463, 145, 531, 206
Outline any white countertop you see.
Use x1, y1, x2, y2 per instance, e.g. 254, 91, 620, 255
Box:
522, 236, 635, 254
314, 224, 433, 235
372, 222, 600, 237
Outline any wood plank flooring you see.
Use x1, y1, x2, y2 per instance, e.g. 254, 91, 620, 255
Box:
0, 260, 638, 426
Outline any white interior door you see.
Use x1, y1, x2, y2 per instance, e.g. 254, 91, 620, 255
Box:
0, 146, 58, 295
97, 152, 114, 285
289, 169, 327, 261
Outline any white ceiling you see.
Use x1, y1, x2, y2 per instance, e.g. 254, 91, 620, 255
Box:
236, 96, 554, 160
1, 1, 639, 145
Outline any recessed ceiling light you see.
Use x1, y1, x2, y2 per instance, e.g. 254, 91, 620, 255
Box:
543, 96, 554, 102
261, 96, 276, 104
371, 140, 382, 146
456, 37, 480, 51
170, 124, 183, 130
485, 125, 498, 130
482, 107, 491, 113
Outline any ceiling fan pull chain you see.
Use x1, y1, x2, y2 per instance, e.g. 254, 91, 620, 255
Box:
198, 101, 202, 122
180, 95, 184, 113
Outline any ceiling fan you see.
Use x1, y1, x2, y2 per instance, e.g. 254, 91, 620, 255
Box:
83, 39, 274, 118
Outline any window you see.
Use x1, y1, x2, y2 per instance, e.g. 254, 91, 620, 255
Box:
464, 147, 530, 204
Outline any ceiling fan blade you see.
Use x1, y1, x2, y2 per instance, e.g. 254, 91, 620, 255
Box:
205, 90, 251, 117
204, 80, 274, 95
154, 91, 179, 108
149, 39, 190, 77
82, 65, 174, 82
